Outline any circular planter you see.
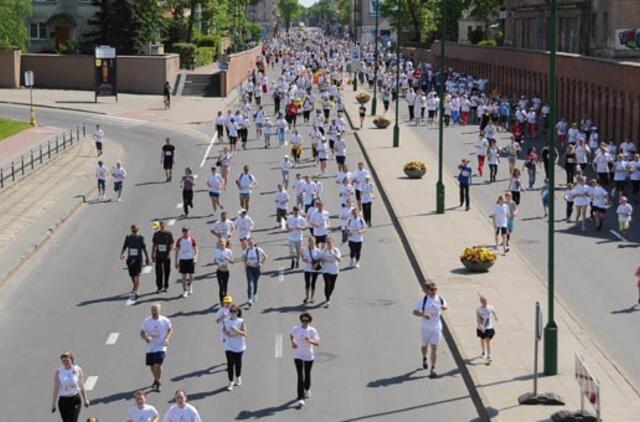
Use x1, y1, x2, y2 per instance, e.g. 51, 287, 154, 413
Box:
461, 259, 494, 273
403, 168, 426, 179
356, 94, 371, 104
373, 119, 391, 129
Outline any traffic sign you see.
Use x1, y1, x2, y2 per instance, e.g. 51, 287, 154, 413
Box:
24, 71, 34, 87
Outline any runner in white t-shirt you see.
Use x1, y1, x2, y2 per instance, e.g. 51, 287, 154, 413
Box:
92, 124, 104, 156
492, 195, 510, 253
139, 304, 172, 392
96, 160, 108, 200
163, 390, 201, 422
127, 391, 159, 422
413, 282, 447, 378
111, 161, 127, 202
290, 312, 320, 408
476, 296, 498, 363
287, 206, 306, 270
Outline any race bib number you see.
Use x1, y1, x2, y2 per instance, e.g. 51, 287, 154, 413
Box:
157, 245, 167, 252
129, 249, 139, 257
165, 151, 172, 156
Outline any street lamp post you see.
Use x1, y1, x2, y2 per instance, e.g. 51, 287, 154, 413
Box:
371, 0, 379, 116
544, 0, 558, 376
435, 0, 446, 214
392, 0, 401, 148
353, 0, 358, 91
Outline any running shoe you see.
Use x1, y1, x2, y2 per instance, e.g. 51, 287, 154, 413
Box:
182, 291, 188, 298
227, 382, 234, 391
235, 377, 242, 386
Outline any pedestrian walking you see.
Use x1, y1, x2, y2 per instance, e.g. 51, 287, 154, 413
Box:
474, 132, 488, 177
222, 305, 247, 391
564, 144, 577, 185
321, 237, 341, 308
347, 208, 366, 268
161, 138, 176, 182
309, 201, 330, 246
523, 147, 539, 189
51, 351, 90, 422
163, 390, 201, 422
564, 183, 575, 221
275, 183, 290, 228
358, 104, 366, 128
492, 196, 510, 253
92, 124, 104, 156
120, 224, 150, 302
207, 166, 224, 215
457, 159, 472, 211
214, 239, 234, 304
243, 238, 267, 307
360, 175, 375, 225
236, 165, 257, 211
139, 304, 172, 392
509, 168, 523, 205
174, 227, 198, 297
111, 161, 127, 202
210, 211, 235, 242
127, 391, 159, 422
590, 178, 608, 231
541, 179, 550, 218
487, 139, 499, 183
413, 282, 447, 378
235, 208, 254, 250
504, 192, 518, 250
287, 206, 306, 269
573, 177, 590, 231
152, 221, 174, 293
180, 167, 196, 218
617, 195, 633, 235
290, 312, 320, 408
96, 160, 108, 201
476, 296, 498, 363
301, 236, 321, 304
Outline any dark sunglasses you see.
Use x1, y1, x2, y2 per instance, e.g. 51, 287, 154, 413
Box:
300, 319, 310, 323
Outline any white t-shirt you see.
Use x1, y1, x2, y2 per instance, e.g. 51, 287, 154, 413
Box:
594, 152, 611, 173
140, 315, 172, 353
291, 325, 320, 361
321, 247, 341, 274
211, 220, 234, 238
352, 169, 371, 189
57, 365, 83, 397
93, 129, 104, 143
112, 167, 127, 182
301, 247, 322, 272
235, 216, 254, 239
244, 247, 265, 267
614, 160, 629, 181
214, 248, 232, 268
96, 166, 108, 181
347, 217, 367, 242
334, 138, 347, 156
287, 215, 306, 241
573, 184, 590, 207
163, 404, 201, 422
275, 191, 289, 210
493, 204, 509, 228
310, 210, 330, 236
237, 172, 256, 194
474, 137, 489, 156
476, 305, 495, 330
207, 174, 224, 193
617, 203, 633, 222
415, 295, 446, 331
222, 317, 246, 352
302, 182, 317, 205
360, 182, 374, 203
127, 404, 159, 422
591, 186, 608, 208
176, 236, 197, 260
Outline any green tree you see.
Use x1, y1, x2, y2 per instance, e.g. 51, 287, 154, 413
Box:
0, 0, 32, 50
278, 0, 301, 33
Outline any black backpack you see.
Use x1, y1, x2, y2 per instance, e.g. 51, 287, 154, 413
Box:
421, 295, 445, 313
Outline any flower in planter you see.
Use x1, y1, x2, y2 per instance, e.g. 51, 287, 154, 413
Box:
373, 116, 391, 127
356, 92, 371, 104
403, 161, 427, 173
460, 247, 497, 264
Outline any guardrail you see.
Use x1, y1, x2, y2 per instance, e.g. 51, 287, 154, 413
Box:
0, 124, 86, 191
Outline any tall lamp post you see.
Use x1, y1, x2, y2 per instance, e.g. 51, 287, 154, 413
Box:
392, 0, 401, 148
544, 0, 558, 376
353, 0, 358, 91
435, 0, 446, 214
371, 0, 380, 116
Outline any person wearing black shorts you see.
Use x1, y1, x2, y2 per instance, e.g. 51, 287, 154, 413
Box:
120, 224, 150, 302
175, 227, 198, 298
476, 296, 498, 362
152, 221, 174, 293
140, 304, 172, 392
161, 138, 175, 182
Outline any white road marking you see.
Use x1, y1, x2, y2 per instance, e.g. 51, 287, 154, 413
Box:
275, 334, 283, 358
278, 266, 285, 283
167, 219, 176, 226
200, 132, 218, 168
142, 265, 152, 274
610, 230, 624, 241
84, 376, 98, 391
105, 332, 120, 345
176, 203, 183, 209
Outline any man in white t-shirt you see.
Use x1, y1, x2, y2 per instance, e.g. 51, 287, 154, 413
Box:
163, 390, 201, 422
236, 165, 257, 211
309, 201, 330, 246
493, 196, 511, 253
139, 304, 173, 392
96, 160, 108, 200
287, 206, 306, 269
413, 283, 447, 378
207, 166, 224, 214
111, 161, 127, 202
127, 390, 159, 422
92, 124, 104, 156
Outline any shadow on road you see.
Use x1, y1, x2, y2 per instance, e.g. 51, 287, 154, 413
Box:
236, 399, 299, 420
171, 363, 226, 382
366, 369, 427, 388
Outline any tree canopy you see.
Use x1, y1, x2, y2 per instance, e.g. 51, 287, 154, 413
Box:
278, 0, 301, 33
0, 0, 32, 50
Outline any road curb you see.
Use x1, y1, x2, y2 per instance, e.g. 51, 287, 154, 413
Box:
343, 103, 492, 422
0, 100, 108, 115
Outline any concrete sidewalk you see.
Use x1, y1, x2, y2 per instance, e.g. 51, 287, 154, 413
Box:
0, 125, 61, 168
342, 88, 640, 421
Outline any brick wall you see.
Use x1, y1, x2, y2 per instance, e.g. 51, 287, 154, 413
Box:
224, 44, 263, 96
0, 48, 21, 88
404, 42, 640, 142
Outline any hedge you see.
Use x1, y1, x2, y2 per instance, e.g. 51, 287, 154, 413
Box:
195, 46, 216, 68
172, 42, 196, 69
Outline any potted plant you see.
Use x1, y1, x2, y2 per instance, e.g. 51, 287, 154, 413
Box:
373, 115, 391, 129
403, 161, 427, 179
356, 92, 371, 104
460, 247, 497, 273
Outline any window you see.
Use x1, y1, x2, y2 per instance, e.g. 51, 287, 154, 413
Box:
29, 23, 47, 40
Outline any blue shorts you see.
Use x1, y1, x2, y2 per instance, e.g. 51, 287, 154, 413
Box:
209, 191, 220, 198
146, 351, 165, 366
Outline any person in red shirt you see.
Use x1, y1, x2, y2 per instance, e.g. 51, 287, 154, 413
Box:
286, 101, 299, 130
512, 121, 523, 144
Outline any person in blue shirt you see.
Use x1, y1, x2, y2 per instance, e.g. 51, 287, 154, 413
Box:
499, 100, 511, 131
458, 159, 472, 211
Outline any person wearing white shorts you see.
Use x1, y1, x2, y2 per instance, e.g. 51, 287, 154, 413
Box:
413, 282, 447, 378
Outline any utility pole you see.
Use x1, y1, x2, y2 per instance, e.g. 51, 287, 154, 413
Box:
371, 0, 379, 116
392, 0, 401, 148
436, 0, 447, 214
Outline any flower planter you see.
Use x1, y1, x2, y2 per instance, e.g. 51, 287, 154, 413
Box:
356, 93, 371, 104
461, 259, 494, 273
373, 118, 391, 129
404, 168, 426, 179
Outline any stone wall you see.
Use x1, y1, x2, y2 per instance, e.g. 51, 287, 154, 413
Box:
0, 48, 21, 88
223, 44, 263, 96
404, 42, 640, 141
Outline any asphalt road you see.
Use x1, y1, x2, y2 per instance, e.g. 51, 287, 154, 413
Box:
361, 89, 640, 389
0, 98, 481, 419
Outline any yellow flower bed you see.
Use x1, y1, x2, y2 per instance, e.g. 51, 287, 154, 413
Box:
356, 92, 371, 103
460, 247, 497, 264
403, 161, 426, 172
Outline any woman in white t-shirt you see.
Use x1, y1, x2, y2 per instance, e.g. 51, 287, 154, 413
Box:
222, 305, 247, 391
301, 236, 322, 304
320, 237, 341, 307
612, 153, 630, 197
487, 139, 500, 183
589, 179, 609, 231
290, 312, 320, 408
629, 153, 640, 202
492, 196, 510, 253
476, 296, 498, 363
51, 351, 90, 422
573, 176, 590, 231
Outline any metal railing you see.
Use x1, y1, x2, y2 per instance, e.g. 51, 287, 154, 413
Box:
0, 124, 86, 191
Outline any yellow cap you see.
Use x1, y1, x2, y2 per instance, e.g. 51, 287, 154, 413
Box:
222, 295, 233, 304
152, 221, 160, 230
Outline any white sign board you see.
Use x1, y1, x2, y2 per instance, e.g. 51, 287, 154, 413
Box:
575, 353, 600, 419
351, 59, 361, 72
24, 70, 34, 87
615, 28, 640, 50
95, 46, 116, 59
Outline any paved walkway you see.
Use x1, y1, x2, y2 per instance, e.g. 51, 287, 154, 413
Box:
0, 125, 60, 168
341, 88, 640, 421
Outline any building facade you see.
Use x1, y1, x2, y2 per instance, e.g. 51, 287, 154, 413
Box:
27, 0, 97, 53
354, 0, 392, 44
247, 0, 278, 38
504, 0, 640, 59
